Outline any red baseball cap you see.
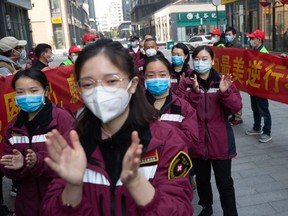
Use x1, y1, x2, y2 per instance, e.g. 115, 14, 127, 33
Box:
246, 30, 265, 41
211, 29, 222, 36
68, 46, 81, 55
82, 34, 96, 43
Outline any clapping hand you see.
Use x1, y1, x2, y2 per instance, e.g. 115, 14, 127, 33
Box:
45, 130, 87, 186
120, 131, 143, 186
190, 74, 200, 93
26, 149, 37, 168
219, 74, 233, 93
0, 149, 24, 170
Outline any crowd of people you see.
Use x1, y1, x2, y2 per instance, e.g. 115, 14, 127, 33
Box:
0, 26, 276, 216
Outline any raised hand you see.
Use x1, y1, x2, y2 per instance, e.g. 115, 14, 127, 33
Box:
45, 130, 87, 186
120, 131, 143, 186
0, 149, 24, 170
26, 149, 37, 168
190, 74, 200, 93
219, 74, 233, 93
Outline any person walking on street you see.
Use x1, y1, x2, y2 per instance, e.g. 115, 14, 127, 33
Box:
0, 68, 75, 216
225, 27, 243, 126
176, 45, 241, 216
41, 38, 194, 216
245, 29, 272, 143
170, 42, 193, 93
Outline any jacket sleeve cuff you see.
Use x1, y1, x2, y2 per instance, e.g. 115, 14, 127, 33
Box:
136, 188, 161, 213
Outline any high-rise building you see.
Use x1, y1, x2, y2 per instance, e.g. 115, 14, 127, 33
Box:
122, 0, 131, 21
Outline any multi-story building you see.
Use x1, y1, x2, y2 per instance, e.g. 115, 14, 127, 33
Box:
122, 0, 131, 21
0, 0, 33, 47
109, 0, 124, 29
131, 0, 225, 42
29, 0, 95, 50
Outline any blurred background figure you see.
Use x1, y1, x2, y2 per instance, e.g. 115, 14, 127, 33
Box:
31, 43, 54, 70
82, 33, 97, 47
0, 36, 27, 76
28, 43, 37, 66
60, 46, 81, 66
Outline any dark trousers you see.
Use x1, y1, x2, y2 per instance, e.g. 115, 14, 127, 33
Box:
250, 95, 272, 135
193, 158, 238, 216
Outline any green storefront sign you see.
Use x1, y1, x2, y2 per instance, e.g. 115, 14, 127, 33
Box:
177, 11, 226, 25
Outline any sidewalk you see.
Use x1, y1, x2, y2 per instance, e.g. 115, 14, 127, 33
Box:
2, 92, 288, 215
193, 92, 288, 216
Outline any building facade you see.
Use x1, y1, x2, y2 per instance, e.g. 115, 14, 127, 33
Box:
29, 0, 94, 50
224, 0, 288, 51
0, 0, 33, 48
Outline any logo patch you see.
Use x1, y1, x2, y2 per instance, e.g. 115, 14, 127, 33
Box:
168, 151, 192, 179
140, 149, 159, 165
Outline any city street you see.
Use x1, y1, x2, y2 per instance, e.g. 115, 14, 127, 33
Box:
2, 48, 288, 215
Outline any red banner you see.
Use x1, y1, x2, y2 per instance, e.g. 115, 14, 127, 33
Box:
212, 47, 288, 104
0, 65, 84, 146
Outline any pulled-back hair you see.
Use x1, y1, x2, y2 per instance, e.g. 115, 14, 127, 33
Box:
12, 68, 49, 90
143, 55, 171, 74
74, 38, 159, 135
192, 45, 214, 60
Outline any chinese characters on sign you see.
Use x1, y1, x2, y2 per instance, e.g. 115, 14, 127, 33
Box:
212, 47, 288, 104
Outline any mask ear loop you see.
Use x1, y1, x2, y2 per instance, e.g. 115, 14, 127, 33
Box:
43, 87, 49, 105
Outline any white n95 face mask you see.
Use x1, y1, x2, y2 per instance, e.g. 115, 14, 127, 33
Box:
81, 81, 132, 123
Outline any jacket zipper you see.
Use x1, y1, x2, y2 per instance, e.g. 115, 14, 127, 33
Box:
204, 92, 208, 159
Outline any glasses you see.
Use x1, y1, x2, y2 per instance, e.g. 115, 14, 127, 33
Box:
77, 74, 129, 92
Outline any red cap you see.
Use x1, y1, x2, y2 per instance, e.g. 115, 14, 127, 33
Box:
69, 46, 81, 55
211, 29, 222, 36
246, 30, 265, 41
82, 34, 96, 43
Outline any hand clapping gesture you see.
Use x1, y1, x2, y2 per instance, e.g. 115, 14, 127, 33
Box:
45, 129, 87, 186
190, 74, 200, 93
0, 149, 24, 170
26, 149, 37, 168
120, 131, 143, 186
219, 74, 233, 93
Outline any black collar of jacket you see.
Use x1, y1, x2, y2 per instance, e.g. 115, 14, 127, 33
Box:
14, 98, 53, 134
171, 62, 189, 78
145, 90, 173, 114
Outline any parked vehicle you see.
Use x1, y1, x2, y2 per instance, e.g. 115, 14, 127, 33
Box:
184, 35, 213, 53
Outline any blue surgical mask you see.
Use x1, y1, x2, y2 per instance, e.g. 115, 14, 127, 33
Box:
225, 35, 233, 43
145, 78, 170, 96
15, 94, 45, 112
193, 60, 212, 74
171, 56, 184, 66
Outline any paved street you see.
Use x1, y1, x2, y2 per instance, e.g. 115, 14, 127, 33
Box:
2, 49, 288, 215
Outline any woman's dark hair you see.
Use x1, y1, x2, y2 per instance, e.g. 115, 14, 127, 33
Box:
192, 45, 214, 60
11, 68, 49, 90
74, 38, 159, 135
171, 42, 190, 64
143, 55, 171, 74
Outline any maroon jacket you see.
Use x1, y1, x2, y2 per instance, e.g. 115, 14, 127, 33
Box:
41, 121, 193, 216
175, 69, 242, 160
146, 91, 199, 158
2, 101, 75, 216
170, 63, 193, 94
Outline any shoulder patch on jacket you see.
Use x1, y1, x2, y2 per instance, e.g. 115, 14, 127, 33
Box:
168, 151, 192, 179
140, 149, 158, 165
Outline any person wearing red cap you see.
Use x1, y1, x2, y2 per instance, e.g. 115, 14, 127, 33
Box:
245, 29, 272, 143
211, 29, 225, 47
60, 46, 81, 66
82, 33, 97, 46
